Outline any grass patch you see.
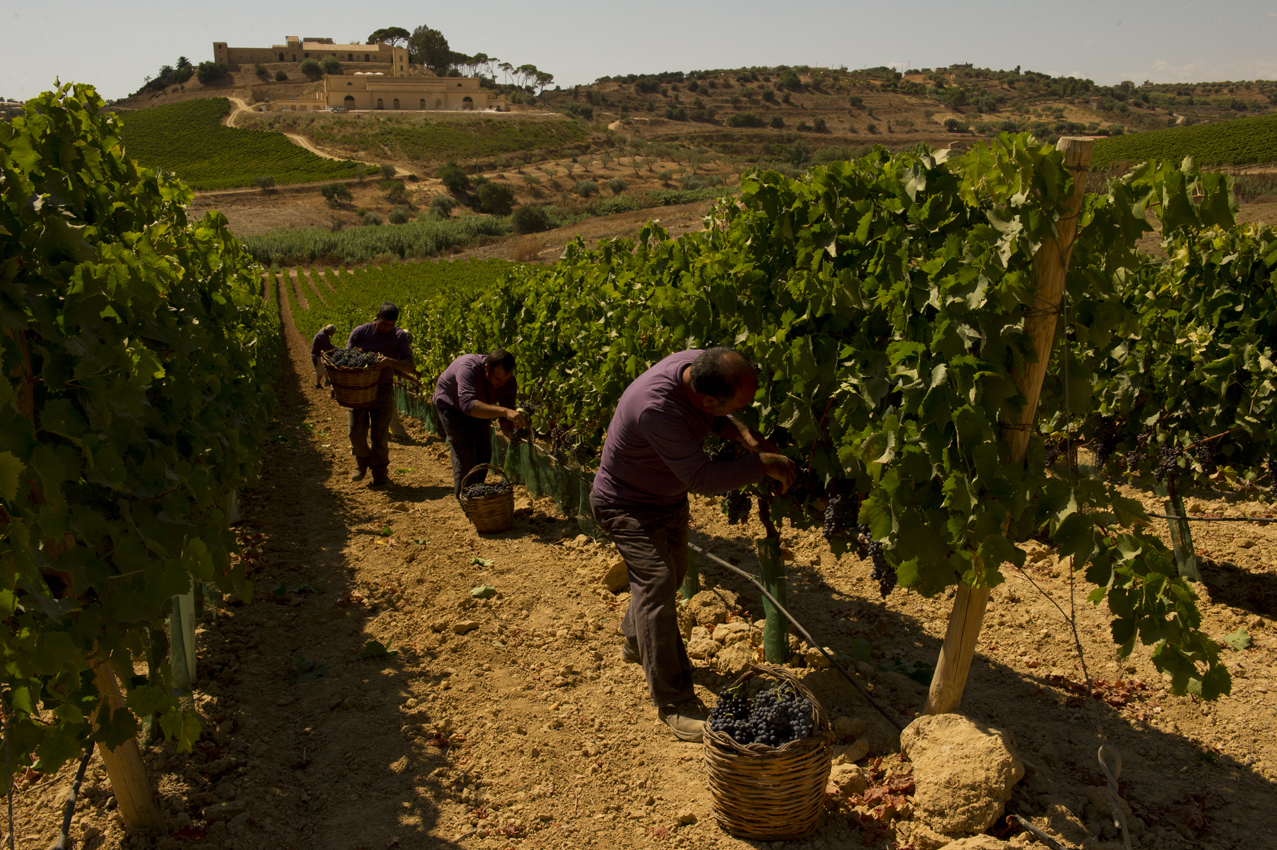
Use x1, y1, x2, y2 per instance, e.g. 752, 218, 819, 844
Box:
242, 215, 509, 265
117, 98, 361, 190
237, 112, 589, 164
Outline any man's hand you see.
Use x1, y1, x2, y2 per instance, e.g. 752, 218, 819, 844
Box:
504, 408, 529, 429
742, 432, 781, 455
759, 453, 798, 493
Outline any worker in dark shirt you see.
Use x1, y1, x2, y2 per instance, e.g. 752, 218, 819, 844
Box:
345, 303, 415, 487
432, 350, 528, 497
311, 324, 337, 389
590, 348, 797, 742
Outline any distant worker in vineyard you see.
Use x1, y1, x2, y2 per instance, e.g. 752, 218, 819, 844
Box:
346, 303, 416, 488
310, 323, 337, 389
433, 350, 528, 498
590, 347, 797, 742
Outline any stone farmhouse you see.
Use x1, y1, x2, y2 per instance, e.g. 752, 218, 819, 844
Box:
212, 36, 508, 113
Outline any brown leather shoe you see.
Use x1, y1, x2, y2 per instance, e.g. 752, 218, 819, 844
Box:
350, 464, 368, 482
657, 701, 706, 742
368, 467, 390, 488
621, 638, 640, 665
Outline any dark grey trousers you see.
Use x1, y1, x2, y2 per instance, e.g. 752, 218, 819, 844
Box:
348, 385, 395, 469
589, 491, 694, 708
436, 403, 492, 497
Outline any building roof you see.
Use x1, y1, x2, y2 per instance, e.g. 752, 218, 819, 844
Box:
303, 42, 387, 51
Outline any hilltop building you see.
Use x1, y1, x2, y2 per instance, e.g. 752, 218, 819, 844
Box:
213, 37, 408, 75
211, 36, 507, 112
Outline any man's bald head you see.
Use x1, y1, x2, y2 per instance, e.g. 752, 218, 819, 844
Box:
689, 347, 757, 403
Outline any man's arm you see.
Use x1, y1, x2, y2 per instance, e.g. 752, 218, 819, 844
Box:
713, 415, 781, 454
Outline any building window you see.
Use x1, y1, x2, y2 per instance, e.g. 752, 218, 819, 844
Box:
292, 54, 296, 61
393, 98, 400, 109
344, 95, 355, 108
278, 53, 284, 61
364, 55, 369, 62
348, 54, 353, 61
347, 81, 353, 86
462, 96, 473, 110
376, 99, 384, 109
305, 53, 310, 58
419, 99, 425, 110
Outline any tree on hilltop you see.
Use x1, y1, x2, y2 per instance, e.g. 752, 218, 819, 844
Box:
409, 26, 451, 72
368, 27, 411, 47
176, 56, 191, 70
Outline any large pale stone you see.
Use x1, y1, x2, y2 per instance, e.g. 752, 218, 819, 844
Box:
686, 637, 719, 660
685, 591, 730, 627
714, 643, 756, 677
899, 714, 1024, 835
710, 621, 752, 645
601, 556, 629, 593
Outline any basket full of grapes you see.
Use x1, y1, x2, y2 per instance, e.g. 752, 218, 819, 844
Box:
703, 665, 833, 840
322, 348, 383, 409
459, 464, 514, 533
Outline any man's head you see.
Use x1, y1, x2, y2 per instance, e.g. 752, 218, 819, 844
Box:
374, 303, 399, 334
322, 324, 337, 336
689, 347, 757, 416
484, 348, 517, 389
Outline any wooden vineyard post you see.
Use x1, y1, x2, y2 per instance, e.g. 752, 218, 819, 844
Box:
755, 538, 788, 663
925, 137, 1095, 716
89, 653, 167, 833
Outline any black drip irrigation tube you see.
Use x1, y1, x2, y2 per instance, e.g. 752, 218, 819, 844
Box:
688, 541, 906, 734
54, 745, 93, 850
1150, 514, 1275, 523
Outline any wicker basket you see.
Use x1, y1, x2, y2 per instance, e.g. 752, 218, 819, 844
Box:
703, 665, 834, 840
459, 463, 514, 533
322, 350, 382, 409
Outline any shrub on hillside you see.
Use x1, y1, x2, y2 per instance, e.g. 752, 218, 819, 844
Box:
299, 59, 322, 79
777, 69, 802, 90
379, 163, 397, 179
770, 115, 786, 129
362, 212, 383, 226
320, 57, 342, 75
574, 180, 599, 198
471, 180, 516, 216
439, 161, 471, 194
389, 206, 411, 225
726, 112, 766, 128
320, 183, 353, 207
196, 61, 229, 84
254, 63, 267, 78
254, 175, 276, 191
812, 117, 828, 133
607, 177, 627, 196
382, 180, 408, 204
430, 195, 457, 219
275, 70, 289, 82
511, 204, 551, 235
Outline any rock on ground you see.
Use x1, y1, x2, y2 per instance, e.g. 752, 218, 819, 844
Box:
899, 713, 1025, 835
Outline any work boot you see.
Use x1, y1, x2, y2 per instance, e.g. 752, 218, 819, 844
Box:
621, 637, 640, 665
368, 466, 390, 488
350, 463, 368, 482
657, 701, 706, 743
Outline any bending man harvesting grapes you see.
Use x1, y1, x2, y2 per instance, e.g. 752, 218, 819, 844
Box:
590, 348, 797, 742
311, 323, 337, 389
433, 349, 528, 498
346, 303, 416, 488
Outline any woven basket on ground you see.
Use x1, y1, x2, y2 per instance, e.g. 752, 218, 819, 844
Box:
322, 350, 382, 409
459, 463, 514, 533
703, 664, 834, 840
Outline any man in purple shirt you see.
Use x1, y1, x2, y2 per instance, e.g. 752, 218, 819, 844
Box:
590, 348, 797, 741
310, 324, 337, 389
345, 303, 416, 487
432, 349, 528, 497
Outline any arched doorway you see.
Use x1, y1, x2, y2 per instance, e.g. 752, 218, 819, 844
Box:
278, 53, 284, 61
462, 96, 474, 110
435, 99, 442, 109
393, 98, 400, 109
419, 99, 425, 110
376, 98, 384, 109
344, 95, 355, 109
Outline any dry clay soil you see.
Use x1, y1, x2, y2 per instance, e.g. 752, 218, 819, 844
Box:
8, 271, 1277, 850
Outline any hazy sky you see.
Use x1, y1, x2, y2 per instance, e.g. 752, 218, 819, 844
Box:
5, 0, 1277, 102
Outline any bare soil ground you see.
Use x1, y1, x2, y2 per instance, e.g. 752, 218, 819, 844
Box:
7, 260, 1277, 850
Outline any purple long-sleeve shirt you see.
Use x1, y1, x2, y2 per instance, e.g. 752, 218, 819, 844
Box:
346, 322, 413, 385
432, 354, 517, 414
310, 330, 336, 358
592, 350, 765, 507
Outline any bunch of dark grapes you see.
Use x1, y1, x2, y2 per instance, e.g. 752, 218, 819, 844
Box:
707, 440, 739, 462
1123, 429, 1153, 472
1195, 441, 1217, 476
822, 493, 860, 541
512, 398, 538, 441
573, 442, 594, 465
463, 481, 510, 499
1266, 455, 1277, 497
1044, 439, 1068, 468
1092, 417, 1121, 467
853, 523, 871, 559
327, 348, 381, 369
707, 683, 815, 747
1154, 444, 1182, 484
867, 540, 897, 598
724, 490, 751, 525
549, 425, 573, 462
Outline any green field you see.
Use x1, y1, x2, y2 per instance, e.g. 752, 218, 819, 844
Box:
117, 98, 362, 190
238, 111, 590, 164
1093, 111, 1277, 168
